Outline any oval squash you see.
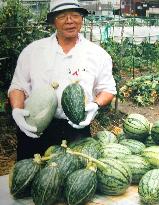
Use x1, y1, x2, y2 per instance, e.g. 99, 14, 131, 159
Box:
25, 84, 58, 135
9, 154, 42, 198
138, 169, 159, 204
61, 82, 85, 124
64, 162, 97, 205
31, 162, 62, 205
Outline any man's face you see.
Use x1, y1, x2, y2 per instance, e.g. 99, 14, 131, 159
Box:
53, 10, 83, 39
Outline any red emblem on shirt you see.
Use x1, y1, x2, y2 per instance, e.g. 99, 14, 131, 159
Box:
72, 71, 78, 76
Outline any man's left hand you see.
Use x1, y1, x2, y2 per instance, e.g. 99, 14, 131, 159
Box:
68, 102, 99, 129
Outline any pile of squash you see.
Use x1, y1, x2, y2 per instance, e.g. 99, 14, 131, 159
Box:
9, 113, 159, 205
9, 139, 99, 205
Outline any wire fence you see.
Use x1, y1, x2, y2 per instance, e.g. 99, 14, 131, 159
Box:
82, 16, 159, 78
83, 16, 159, 43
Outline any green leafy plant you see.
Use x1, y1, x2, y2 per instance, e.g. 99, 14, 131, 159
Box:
101, 37, 159, 108
0, 0, 53, 91
119, 75, 159, 106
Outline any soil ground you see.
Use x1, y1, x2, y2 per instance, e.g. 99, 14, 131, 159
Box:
0, 100, 159, 176
118, 100, 159, 123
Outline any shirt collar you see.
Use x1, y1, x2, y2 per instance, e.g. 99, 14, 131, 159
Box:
50, 33, 83, 56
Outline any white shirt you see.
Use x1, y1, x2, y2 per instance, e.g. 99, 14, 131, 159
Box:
8, 33, 116, 118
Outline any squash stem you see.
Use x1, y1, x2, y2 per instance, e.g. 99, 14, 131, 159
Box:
33, 154, 43, 164
51, 81, 59, 89
61, 139, 67, 148
41, 155, 52, 161
86, 161, 97, 172
66, 148, 107, 170
49, 162, 58, 167
149, 122, 153, 134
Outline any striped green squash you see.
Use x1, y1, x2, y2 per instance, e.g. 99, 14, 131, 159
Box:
123, 113, 150, 142
31, 162, 62, 205
151, 120, 159, 144
68, 137, 97, 149
72, 138, 102, 166
120, 155, 152, 184
97, 158, 132, 195
138, 169, 159, 204
44, 145, 63, 157
141, 146, 159, 167
64, 162, 97, 205
119, 139, 146, 155
44, 140, 67, 157
95, 130, 118, 145
9, 154, 42, 198
101, 143, 132, 159
47, 151, 81, 181
61, 82, 85, 124
66, 150, 132, 196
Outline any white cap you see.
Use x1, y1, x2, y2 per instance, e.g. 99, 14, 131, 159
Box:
47, 0, 88, 24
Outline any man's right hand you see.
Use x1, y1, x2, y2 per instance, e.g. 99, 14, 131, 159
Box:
12, 108, 39, 138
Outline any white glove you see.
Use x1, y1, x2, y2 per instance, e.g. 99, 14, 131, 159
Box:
54, 108, 67, 119
68, 102, 99, 129
12, 108, 39, 138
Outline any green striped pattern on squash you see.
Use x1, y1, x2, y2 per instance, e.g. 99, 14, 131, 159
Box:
31, 163, 62, 205
138, 169, 159, 204
61, 82, 85, 124
9, 155, 41, 198
72, 137, 102, 166
95, 130, 118, 145
119, 139, 145, 155
151, 120, 159, 144
101, 143, 132, 159
120, 155, 152, 184
66, 150, 132, 196
64, 163, 97, 205
44, 145, 63, 157
68, 137, 97, 149
97, 158, 132, 195
47, 151, 81, 181
123, 113, 150, 142
141, 146, 159, 167
44, 140, 68, 157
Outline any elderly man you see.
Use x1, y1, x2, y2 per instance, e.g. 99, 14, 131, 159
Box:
8, 0, 116, 160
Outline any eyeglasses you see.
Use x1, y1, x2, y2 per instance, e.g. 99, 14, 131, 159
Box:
55, 13, 83, 21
